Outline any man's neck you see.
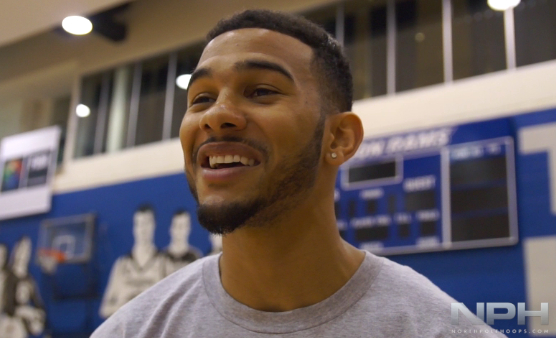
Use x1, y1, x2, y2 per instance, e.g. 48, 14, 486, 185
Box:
219, 193, 365, 312
168, 241, 189, 256
132, 243, 156, 267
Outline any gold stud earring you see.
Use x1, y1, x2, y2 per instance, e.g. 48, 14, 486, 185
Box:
331, 152, 337, 159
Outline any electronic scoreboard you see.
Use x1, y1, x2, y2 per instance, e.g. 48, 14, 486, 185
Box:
335, 117, 518, 255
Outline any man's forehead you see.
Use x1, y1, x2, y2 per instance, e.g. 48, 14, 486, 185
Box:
136, 211, 153, 218
199, 28, 313, 69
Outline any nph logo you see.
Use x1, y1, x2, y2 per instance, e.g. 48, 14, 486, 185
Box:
451, 303, 549, 325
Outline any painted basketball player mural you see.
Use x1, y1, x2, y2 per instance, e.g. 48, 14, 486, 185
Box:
0, 244, 8, 313
100, 205, 166, 318
100, 205, 203, 318
0, 237, 45, 338
208, 233, 223, 255
163, 210, 202, 276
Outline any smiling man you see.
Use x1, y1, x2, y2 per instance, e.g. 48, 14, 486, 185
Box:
92, 10, 505, 338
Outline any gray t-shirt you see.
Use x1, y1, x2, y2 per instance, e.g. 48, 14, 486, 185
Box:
91, 251, 506, 337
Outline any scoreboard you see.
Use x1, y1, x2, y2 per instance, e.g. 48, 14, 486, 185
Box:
335, 117, 518, 255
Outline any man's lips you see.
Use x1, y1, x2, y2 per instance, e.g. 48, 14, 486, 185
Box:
200, 164, 258, 184
196, 142, 263, 169
197, 143, 262, 184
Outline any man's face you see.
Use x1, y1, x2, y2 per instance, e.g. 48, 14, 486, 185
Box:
170, 213, 191, 241
13, 238, 31, 275
16, 281, 32, 304
0, 246, 6, 268
133, 211, 155, 245
180, 28, 325, 234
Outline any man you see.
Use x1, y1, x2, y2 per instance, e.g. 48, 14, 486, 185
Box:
92, 10, 505, 337
0, 244, 8, 313
0, 237, 45, 338
163, 210, 202, 276
99, 205, 166, 318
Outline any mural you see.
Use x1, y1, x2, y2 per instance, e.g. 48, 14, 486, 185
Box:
0, 238, 45, 338
99, 206, 202, 318
0, 107, 553, 336
163, 210, 202, 276
209, 234, 223, 256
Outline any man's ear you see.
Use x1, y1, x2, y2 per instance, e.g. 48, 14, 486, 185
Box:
325, 112, 364, 165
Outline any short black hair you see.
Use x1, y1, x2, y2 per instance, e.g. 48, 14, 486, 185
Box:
174, 209, 189, 216
137, 204, 154, 214
207, 9, 353, 113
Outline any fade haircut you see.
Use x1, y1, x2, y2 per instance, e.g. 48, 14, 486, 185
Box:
206, 9, 353, 113
174, 209, 190, 216
137, 204, 154, 214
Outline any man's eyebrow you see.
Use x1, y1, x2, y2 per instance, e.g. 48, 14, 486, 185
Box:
234, 60, 294, 82
188, 68, 212, 89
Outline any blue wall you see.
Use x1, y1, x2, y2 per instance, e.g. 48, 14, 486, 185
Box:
0, 108, 555, 337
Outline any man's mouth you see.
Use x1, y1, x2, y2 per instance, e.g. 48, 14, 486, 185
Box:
201, 154, 260, 169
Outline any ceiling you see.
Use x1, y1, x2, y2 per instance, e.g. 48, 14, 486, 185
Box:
0, 0, 131, 48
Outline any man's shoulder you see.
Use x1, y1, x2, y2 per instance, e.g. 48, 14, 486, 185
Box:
356, 254, 505, 337
368, 255, 454, 304
91, 255, 216, 337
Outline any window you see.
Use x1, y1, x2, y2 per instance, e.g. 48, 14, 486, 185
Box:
452, 0, 506, 80
302, 5, 337, 37
51, 96, 71, 163
73, 0, 556, 160
396, 0, 443, 92
135, 55, 169, 146
104, 65, 133, 152
515, 0, 556, 67
74, 66, 133, 158
74, 73, 103, 158
171, 43, 204, 138
345, 0, 388, 99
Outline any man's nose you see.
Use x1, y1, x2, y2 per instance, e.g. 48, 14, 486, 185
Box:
199, 96, 247, 133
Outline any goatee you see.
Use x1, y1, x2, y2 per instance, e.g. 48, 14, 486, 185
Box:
187, 115, 325, 235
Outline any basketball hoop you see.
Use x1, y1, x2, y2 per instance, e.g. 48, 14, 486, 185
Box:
37, 248, 66, 275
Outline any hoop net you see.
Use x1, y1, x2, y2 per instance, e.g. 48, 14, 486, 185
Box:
38, 248, 66, 275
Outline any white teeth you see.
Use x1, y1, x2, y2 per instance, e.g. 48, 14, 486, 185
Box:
208, 155, 257, 168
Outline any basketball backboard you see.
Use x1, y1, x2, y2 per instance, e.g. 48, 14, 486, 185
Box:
37, 213, 95, 264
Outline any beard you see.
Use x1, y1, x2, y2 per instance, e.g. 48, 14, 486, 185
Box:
187, 115, 325, 235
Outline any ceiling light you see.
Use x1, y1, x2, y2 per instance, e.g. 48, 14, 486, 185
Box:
62, 16, 93, 35
76, 104, 91, 118
487, 0, 521, 11
176, 74, 192, 90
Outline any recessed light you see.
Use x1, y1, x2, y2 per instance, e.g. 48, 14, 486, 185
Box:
62, 16, 93, 35
487, 0, 521, 11
76, 104, 91, 118
176, 74, 192, 90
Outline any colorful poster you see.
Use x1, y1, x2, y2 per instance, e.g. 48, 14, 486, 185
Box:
0, 126, 60, 220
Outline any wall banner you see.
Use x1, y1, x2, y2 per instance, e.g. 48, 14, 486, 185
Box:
0, 126, 61, 220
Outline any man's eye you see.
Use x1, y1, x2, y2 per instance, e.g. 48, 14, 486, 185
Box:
249, 88, 277, 98
191, 96, 214, 105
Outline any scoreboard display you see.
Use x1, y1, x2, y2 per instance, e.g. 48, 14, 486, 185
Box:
335, 117, 518, 255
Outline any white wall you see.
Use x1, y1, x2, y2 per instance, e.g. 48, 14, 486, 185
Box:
354, 60, 556, 137
0, 0, 336, 147
0, 100, 23, 140
54, 59, 556, 193
1, 0, 555, 193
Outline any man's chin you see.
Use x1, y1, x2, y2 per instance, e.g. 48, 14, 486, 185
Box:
197, 198, 265, 235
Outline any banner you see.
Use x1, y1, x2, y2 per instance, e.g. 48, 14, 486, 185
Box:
0, 126, 61, 220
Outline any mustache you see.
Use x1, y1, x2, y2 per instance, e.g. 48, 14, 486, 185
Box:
191, 136, 270, 166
